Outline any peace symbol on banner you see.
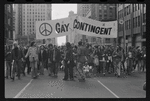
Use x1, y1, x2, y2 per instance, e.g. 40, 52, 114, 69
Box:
39, 23, 53, 36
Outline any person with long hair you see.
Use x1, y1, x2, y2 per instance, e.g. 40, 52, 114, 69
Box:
63, 42, 74, 81
76, 41, 87, 81
112, 45, 123, 77
25, 41, 39, 79
38, 45, 47, 75
47, 44, 53, 76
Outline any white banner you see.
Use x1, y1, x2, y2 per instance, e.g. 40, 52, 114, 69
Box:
36, 16, 117, 39
70, 16, 117, 38
36, 18, 72, 39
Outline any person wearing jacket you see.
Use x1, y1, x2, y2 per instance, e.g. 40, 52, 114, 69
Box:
63, 42, 74, 81
11, 41, 24, 81
93, 46, 100, 76
22, 46, 30, 75
112, 45, 123, 77
5, 45, 12, 79
25, 41, 39, 79
76, 41, 87, 80
39, 45, 47, 75
52, 45, 60, 77
47, 44, 53, 76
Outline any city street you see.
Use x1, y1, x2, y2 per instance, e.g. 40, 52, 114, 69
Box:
5, 69, 146, 98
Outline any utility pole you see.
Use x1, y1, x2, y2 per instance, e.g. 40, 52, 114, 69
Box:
123, 4, 126, 54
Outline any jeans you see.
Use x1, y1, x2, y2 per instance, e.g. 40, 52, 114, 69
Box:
40, 61, 45, 74
76, 62, 85, 79
23, 60, 30, 74
52, 61, 58, 75
30, 61, 38, 78
5, 61, 11, 78
11, 60, 22, 79
127, 58, 133, 74
64, 61, 74, 79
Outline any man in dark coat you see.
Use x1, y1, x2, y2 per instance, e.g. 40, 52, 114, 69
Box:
52, 45, 59, 77
63, 42, 74, 81
11, 42, 24, 81
23, 46, 30, 75
39, 45, 47, 75
5, 45, 12, 79
47, 44, 53, 76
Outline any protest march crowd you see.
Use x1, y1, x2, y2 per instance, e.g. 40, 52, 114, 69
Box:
5, 41, 146, 82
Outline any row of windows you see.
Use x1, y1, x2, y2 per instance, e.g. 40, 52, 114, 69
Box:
143, 13, 146, 23
24, 12, 45, 14
133, 4, 140, 12
133, 16, 140, 28
99, 14, 113, 18
118, 5, 130, 19
119, 14, 146, 31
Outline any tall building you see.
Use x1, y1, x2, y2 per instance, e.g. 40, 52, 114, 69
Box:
117, 4, 146, 49
76, 4, 117, 46
76, 4, 91, 44
5, 4, 13, 45
90, 4, 117, 46
66, 11, 78, 44
14, 4, 52, 45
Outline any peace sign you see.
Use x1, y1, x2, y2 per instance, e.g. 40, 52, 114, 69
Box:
39, 23, 53, 36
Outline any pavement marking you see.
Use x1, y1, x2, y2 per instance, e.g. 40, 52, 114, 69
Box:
14, 79, 33, 98
97, 79, 119, 98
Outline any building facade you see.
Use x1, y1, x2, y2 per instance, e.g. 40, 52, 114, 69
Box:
76, 4, 92, 44
14, 4, 52, 46
90, 4, 117, 46
5, 4, 13, 45
117, 4, 146, 49
76, 4, 117, 46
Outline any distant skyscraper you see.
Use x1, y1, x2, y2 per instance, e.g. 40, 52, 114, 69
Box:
5, 4, 13, 43
76, 4, 91, 44
14, 4, 52, 45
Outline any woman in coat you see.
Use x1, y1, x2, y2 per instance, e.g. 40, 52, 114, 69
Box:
25, 41, 39, 79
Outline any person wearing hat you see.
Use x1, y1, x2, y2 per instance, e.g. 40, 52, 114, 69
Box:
11, 41, 24, 81
63, 42, 74, 81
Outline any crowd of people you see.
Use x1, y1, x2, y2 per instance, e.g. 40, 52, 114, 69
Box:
5, 40, 146, 82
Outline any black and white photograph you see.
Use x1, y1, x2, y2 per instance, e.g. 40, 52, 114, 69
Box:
4, 4, 146, 98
